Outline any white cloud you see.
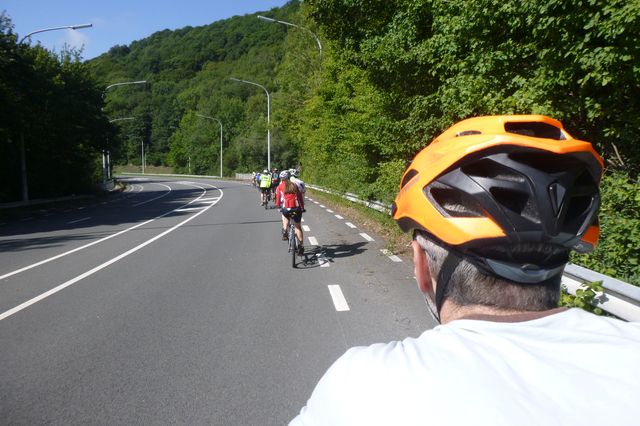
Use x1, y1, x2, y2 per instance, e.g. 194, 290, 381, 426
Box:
66, 28, 90, 51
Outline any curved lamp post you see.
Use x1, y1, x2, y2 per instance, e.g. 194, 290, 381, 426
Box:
104, 80, 148, 93
16, 23, 93, 202
229, 77, 271, 170
19, 23, 93, 44
103, 81, 147, 176
257, 15, 322, 61
197, 114, 224, 178
108, 117, 135, 179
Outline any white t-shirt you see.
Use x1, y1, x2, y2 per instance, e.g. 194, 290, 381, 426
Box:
290, 308, 640, 426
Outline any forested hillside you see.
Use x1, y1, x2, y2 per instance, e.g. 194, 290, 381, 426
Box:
88, 1, 303, 175
1, 0, 638, 284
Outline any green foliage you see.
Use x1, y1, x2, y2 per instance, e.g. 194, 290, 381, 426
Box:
0, 13, 112, 202
559, 280, 605, 315
299, 0, 640, 287
307, 0, 640, 174
571, 170, 640, 285
87, 1, 303, 175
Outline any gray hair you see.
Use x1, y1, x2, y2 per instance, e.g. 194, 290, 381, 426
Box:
414, 232, 561, 311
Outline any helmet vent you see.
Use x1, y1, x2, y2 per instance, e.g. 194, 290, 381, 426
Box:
565, 195, 595, 230
456, 130, 481, 137
490, 187, 541, 224
401, 169, 419, 188
462, 159, 526, 183
504, 122, 566, 140
426, 182, 485, 218
509, 152, 578, 173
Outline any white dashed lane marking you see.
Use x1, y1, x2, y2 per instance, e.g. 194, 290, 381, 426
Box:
67, 217, 91, 225
360, 233, 374, 242
302, 225, 310, 232
308, 236, 319, 246
345, 222, 357, 229
328, 285, 350, 311
334, 214, 343, 219
381, 249, 403, 262
326, 209, 334, 213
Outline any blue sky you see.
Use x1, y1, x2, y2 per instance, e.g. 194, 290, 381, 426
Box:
4, 0, 291, 60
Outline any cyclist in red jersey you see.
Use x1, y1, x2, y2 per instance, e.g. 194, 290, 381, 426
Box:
276, 170, 305, 254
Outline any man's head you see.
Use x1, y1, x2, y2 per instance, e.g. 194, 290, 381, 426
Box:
392, 115, 604, 320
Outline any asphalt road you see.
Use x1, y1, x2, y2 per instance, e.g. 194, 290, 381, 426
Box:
0, 176, 436, 425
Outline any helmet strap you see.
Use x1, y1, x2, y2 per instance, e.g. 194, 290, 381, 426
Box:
434, 251, 462, 320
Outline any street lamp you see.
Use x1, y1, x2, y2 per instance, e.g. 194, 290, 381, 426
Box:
257, 15, 322, 61
104, 80, 148, 93
16, 23, 93, 202
19, 23, 93, 44
229, 77, 271, 170
197, 114, 224, 178
103, 81, 147, 177
109, 117, 135, 124
107, 117, 135, 180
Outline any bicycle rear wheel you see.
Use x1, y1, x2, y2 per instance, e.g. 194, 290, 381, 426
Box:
289, 224, 297, 267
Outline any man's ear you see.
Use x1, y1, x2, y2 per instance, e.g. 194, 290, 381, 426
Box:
412, 240, 434, 298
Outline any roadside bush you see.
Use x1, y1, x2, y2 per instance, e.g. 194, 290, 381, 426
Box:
570, 169, 640, 286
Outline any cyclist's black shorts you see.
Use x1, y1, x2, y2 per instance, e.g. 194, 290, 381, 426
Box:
260, 187, 270, 194
281, 207, 302, 223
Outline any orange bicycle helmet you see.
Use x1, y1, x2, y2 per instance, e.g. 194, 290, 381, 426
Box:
392, 115, 603, 289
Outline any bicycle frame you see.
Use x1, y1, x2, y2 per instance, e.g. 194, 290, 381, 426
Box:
287, 210, 301, 267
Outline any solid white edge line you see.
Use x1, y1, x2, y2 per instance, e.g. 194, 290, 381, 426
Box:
328, 285, 350, 312
0, 182, 216, 280
0, 187, 224, 321
132, 183, 172, 207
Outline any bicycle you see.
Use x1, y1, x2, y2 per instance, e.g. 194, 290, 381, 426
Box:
264, 189, 271, 209
287, 209, 303, 267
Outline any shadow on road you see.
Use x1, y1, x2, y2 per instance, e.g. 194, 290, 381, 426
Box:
293, 242, 368, 269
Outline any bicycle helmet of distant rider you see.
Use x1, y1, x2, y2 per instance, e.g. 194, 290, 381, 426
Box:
392, 115, 603, 312
280, 170, 291, 180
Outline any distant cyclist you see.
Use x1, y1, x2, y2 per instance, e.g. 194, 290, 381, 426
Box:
258, 169, 272, 206
276, 170, 305, 254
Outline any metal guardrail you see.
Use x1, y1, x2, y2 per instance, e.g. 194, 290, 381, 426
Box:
306, 183, 640, 321
563, 264, 640, 321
